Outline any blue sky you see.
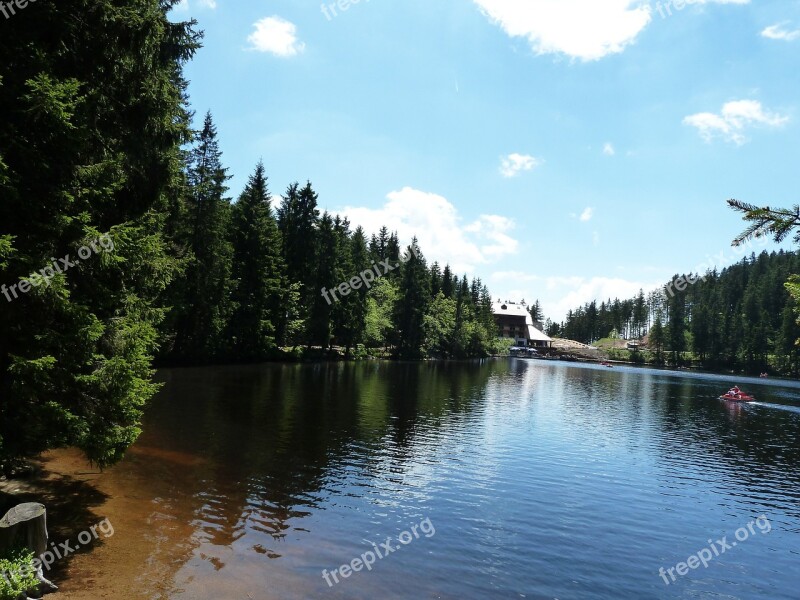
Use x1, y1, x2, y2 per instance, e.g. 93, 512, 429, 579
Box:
173, 0, 800, 321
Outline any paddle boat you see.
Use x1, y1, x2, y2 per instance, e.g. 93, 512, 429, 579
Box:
719, 386, 755, 403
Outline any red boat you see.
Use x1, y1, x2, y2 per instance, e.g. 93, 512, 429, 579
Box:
719, 388, 755, 403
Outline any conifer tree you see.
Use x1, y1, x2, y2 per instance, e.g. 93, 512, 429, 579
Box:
278, 182, 320, 314
0, 0, 200, 470
228, 161, 284, 358
394, 239, 430, 359
308, 212, 338, 347
172, 112, 234, 361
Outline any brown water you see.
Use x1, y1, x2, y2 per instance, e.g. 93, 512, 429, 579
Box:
13, 360, 800, 599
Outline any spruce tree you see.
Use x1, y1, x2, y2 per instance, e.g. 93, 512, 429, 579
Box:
394, 239, 430, 359
172, 112, 234, 361
228, 161, 285, 359
278, 181, 320, 316
0, 0, 200, 470
308, 212, 338, 347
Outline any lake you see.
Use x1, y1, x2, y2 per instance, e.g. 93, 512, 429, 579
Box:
41, 359, 800, 599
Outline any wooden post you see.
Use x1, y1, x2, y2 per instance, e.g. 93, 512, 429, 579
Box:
0, 503, 58, 597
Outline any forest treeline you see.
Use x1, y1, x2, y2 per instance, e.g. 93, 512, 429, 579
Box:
548, 249, 800, 375
163, 113, 501, 365
0, 1, 499, 472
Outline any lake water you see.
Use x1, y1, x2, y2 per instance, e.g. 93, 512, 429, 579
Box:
42, 359, 800, 599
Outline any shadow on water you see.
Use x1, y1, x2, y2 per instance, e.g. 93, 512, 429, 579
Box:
0, 467, 110, 582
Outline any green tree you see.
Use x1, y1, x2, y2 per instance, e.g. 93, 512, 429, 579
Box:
278, 182, 320, 320
339, 226, 371, 355
0, 0, 200, 470
394, 240, 430, 359
529, 300, 543, 322
666, 287, 687, 365
650, 315, 665, 362
778, 294, 800, 375
172, 112, 234, 361
365, 278, 399, 352
307, 212, 338, 347
424, 293, 457, 358
228, 161, 285, 359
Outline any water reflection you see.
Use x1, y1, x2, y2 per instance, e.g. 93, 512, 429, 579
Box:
38, 359, 800, 599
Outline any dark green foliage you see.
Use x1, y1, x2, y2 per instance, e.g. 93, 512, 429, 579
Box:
728, 199, 800, 247
170, 113, 234, 361
227, 162, 285, 359
394, 240, 430, 359
0, 0, 199, 468
558, 250, 800, 375
307, 212, 338, 347
278, 182, 320, 309
666, 285, 687, 365
529, 300, 543, 322
0, 1, 502, 472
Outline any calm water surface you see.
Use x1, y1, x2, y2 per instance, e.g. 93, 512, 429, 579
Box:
72, 359, 800, 599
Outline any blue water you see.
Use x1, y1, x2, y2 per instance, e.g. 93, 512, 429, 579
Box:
99, 359, 800, 599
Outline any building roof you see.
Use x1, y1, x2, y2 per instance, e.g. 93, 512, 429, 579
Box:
492, 301, 552, 342
527, 325, 552, 342
492, 301, 531, 319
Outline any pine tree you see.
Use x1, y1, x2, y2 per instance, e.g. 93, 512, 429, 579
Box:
430, 262, 442, 297
278, 182, 320, 316
173, 112, 234, 361
666, 285, 687, 365
633, 290, 647, 338
0, 0, 200, 470
228, 161, 284, 359
394, 239, 430, 359
344, 227, 371, 354
308, 212, 338, 347
778, 288, 800, 375
529, 300, 543, 322
441, 265, 454, 298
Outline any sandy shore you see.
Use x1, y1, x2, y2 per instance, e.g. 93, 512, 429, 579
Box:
1, 448, 200, 600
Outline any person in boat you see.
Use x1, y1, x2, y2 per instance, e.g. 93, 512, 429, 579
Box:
728, 386, 741, 398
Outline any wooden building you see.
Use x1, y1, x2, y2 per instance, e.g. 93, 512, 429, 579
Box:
493, 301, 552, 348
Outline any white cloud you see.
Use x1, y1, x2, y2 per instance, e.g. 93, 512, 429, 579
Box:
603, 142, 616, 156
248, 16, 305, 57
490, 272, 661, 322
580, 207, 594, 222
473, 0, 750, 61
761, 22, 800, 41
341, 187, 519, 274
683, 99, 789, 145
500, 153, 541, 177
474, 0, 653, 61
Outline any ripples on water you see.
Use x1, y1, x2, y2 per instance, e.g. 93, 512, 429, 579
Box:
112, 360, 800, 599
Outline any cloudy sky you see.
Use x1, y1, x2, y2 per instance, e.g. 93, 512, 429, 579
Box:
173, 0, 799, 321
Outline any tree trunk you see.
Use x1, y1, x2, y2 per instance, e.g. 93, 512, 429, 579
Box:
0, 503, 58, 597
